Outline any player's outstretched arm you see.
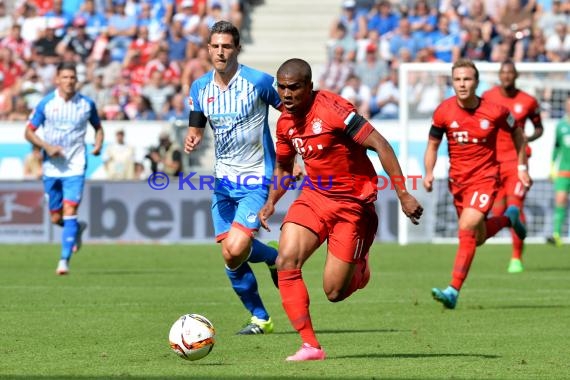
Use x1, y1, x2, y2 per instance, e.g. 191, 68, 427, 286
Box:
423, 138, 441, 193
259, 158, 295, 232
527, 122, 543, 142
92, 127, 104, 156
362, 129, 423, 225
511, 127, 532, 188
527, 103, 544, 142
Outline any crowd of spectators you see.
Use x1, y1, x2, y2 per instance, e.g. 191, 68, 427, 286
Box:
0, 0, 251, 123
322, 0, 570, 119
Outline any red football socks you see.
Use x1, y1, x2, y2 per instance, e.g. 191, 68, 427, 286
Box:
278, 269, 320, 349
511, 210, 526, 259
338, 256, 370, 301
484, 216, 510, 240
450, 229, 477, 291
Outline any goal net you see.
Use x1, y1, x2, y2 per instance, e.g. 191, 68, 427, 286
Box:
397, 62, 570, 244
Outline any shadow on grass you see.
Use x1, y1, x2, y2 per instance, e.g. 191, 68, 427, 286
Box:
479, 304, 570, 310
529, 267, 570, 272
82, 270, 181, 275
273, 328, 405, 335
333, 352, 500, 360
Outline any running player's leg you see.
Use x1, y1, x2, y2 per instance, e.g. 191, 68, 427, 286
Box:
44, 177, 67, 274
433, 182, 494, 309
278, 196, 325, 360
239, 185, 278, 287
44, 176, 63, 226
56, 175, 85, 273
503, 170, 527, 272
62, 175, 87, 254
213, 184, 274, 334
491, 187, 507, 218
550, 178, 570, 246
325, 203, 378, 301
484, 182, 511, 243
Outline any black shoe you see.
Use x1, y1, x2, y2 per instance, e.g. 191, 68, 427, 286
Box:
236, 317, 273, 335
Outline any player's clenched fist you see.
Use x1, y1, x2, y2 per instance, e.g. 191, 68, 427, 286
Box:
423, 173, 434, 192
399, 193, 423, 225
184, 127, 203, 153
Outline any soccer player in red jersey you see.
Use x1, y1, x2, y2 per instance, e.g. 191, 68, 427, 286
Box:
423, 59, 531, 309
259, 58, 423, 361
482, 60, 543, 273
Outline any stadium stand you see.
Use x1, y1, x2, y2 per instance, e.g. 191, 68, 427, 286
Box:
320, 0, 570, 119
1, 0, 569, 180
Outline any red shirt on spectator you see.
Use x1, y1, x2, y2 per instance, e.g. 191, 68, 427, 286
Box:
145, 59, 181, 85
128, 38, 157, 65
0, 59, 25, 89
33, 0, 54, 15
0, 36, 32, 62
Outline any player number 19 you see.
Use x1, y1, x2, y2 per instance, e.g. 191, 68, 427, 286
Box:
470, 191, 490, 208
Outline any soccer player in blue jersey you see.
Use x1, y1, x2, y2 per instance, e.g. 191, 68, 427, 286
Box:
25, 62, 104, 275
184, 21, 281, 335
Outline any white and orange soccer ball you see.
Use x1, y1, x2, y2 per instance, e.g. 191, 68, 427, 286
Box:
169, 314, 216, 361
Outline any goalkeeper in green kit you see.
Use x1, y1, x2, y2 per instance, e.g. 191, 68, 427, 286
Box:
548, 98, 570, 247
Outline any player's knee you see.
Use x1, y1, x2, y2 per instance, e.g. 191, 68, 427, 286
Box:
275, 249, 303, 270
325, 288, 345, 303
323, 283, 345, 302
221, 244, 248, 267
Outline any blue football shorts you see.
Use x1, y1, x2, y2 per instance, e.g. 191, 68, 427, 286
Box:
43, 175, 85, 212
211, 178, 269, 241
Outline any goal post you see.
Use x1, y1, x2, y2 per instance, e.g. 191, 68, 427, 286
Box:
397, 62, 570, 245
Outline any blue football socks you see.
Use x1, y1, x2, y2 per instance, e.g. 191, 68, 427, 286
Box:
61, 216, 79, 261
225, 262, 270, 321
248, 239, 277, 266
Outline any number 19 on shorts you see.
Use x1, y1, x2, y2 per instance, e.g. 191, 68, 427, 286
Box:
470, 191, 490, 209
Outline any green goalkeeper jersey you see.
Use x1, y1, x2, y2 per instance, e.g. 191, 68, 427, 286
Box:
553, 116, 570, 177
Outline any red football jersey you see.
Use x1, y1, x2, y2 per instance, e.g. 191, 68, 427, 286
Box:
431, 96, 515, 185
482, 86, 541, 163
276, 91, 377, 203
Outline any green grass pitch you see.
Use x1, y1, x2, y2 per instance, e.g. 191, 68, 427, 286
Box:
1, 243, 569, 379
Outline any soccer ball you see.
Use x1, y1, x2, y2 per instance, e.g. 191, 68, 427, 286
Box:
169, 314, 216, 361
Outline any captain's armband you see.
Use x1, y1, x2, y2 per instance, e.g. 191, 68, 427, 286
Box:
189, 111, 207, 128
429, 126, 444, 140
344, 112, 367, 139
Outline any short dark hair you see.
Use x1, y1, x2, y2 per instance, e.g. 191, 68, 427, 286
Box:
451, 58, 479, 81
277, 58, 312, 84
500, 59, 517, 74
56, 61, 77, 74
208, 21, 240, 47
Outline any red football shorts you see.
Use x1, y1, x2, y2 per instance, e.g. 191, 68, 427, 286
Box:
282, 190, 378, 263
449, 176, 499, 218
496, 160, 527, 202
